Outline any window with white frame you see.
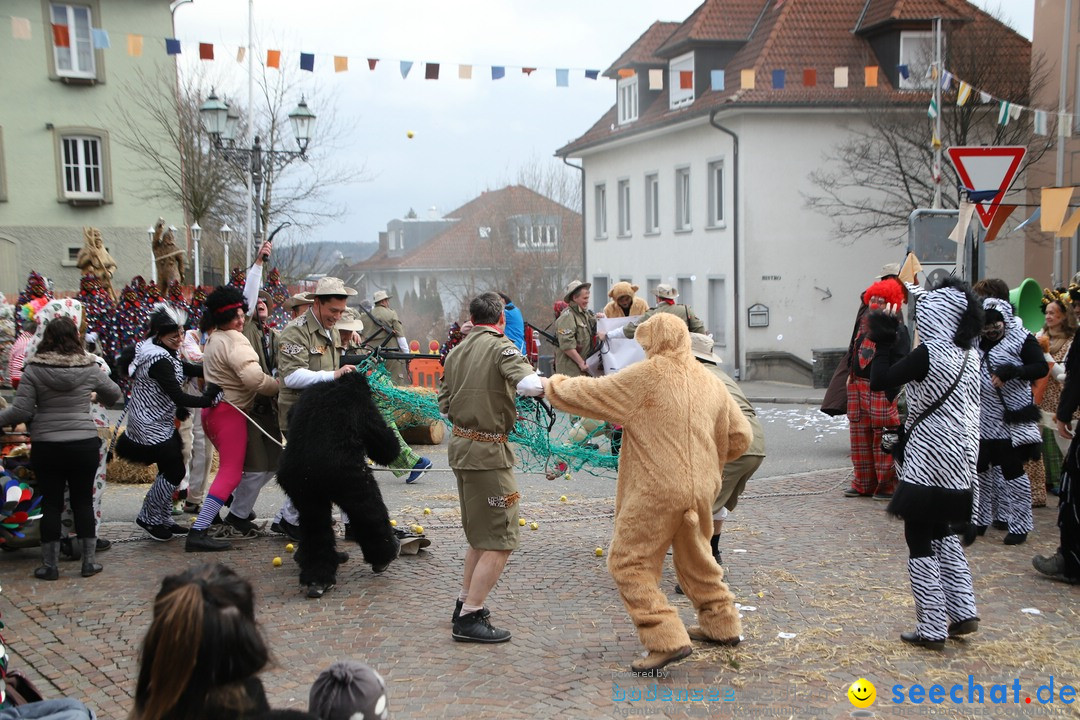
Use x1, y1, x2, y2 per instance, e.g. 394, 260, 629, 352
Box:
675, 167, 691, 231
898, 31, 935, 90
617, 75, 639, 124
669, 51, 695, 109
645, 173, 659, 233
51, 3, 96, 79
617, 179, 631, 236
61, 135, 103, 200
707, 160, 724, 227
595, 183, 607, 238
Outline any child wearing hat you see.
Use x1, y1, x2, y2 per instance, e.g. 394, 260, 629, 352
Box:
308, 661, 390, 720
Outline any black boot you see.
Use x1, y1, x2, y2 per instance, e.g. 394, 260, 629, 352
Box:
710, 534, 722, 564
453, 610, 511, 643
59, 536, 81, 561
80, 538, 103, 577
185, 528, 231, 552
35, 541, 60, 581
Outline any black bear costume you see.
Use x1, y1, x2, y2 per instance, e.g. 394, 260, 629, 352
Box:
277, 371, 401, 598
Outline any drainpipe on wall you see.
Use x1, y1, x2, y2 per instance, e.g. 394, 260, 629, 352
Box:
562, 156, 585, 285
709, 110, 741, 379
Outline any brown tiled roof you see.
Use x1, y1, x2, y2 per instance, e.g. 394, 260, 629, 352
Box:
857, 0, 971, 33
604, 21, 681, 78
350, 186, 582, 272
654, 0, 770, 56
557, 0, 1026, 157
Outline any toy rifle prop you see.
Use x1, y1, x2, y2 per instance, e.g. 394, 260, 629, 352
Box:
526, 321, 556, 345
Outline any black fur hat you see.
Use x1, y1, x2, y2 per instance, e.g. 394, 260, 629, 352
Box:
146, 303, 186, 338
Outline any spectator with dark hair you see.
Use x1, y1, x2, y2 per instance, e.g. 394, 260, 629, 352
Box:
118, 305, 221, 544
0, 316, 122, 580
129, 564, 271, 720
187, 287, 279, 552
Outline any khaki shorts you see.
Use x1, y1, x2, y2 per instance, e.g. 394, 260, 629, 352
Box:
455, 467, 521, 551
713, 454, 765, 515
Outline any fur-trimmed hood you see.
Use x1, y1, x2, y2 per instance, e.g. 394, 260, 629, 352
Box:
23, 351, 104, 393
26, 351, 97, 368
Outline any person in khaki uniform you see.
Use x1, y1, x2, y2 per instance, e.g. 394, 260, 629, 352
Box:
438, 292, 544, 644
365, 290, 411, 385
605, 283, 706, 340
554, 279, 598, 377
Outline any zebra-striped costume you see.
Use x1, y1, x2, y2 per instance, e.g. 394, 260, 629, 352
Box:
126, 340, 184, 445
869, 280, 980, 644
975, 297, 1042, 539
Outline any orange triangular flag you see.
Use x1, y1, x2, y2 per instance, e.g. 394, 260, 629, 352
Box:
334, 56, 348, 72
199, 42, 214, 60
127, 34, 143, 56
51, 23, 70, 47
617, 68, 634, 78
267, 50, 280, 68
1041, 187, 1075, 232
898, 253, 922, 285
983, 205, 1017, 243
865, 66, 879, 87
1057, 208, 1080, 238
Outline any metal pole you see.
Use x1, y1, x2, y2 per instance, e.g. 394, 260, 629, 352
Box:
1056, 0, 1072, 287
193, 235, 201, 287
224, 241, 230, 282
252, 136, 263, 249
245, 0, 255, 268
932, 17, 943, 209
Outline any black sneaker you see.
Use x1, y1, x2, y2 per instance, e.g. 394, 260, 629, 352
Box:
451, 603, 487, 624
991, 520, 1009, 531
452, 610, 511, 643
166, 523, 190, 536
225, 513, 259, 534
948, 617, 979, 637
271, 519, 302, 541
307, 581, 335, 599
1003, 532, 1028, 545
185, 528, 231, 552
136, 518, 172, 542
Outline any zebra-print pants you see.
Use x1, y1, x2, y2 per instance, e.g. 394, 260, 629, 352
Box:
905, 522, 978, 641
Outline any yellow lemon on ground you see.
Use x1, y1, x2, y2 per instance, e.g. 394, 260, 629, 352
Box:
412, 524, 423, 534
595, 547, 604, 557
847, 678, 876, 708
389, 519, 397, 526
519, 518, 526, 526
285, 543, 295, 553
560, 495, 567, 502
407, 130, 415, 139
530, 522, 539, 530
272, 557, 282, 567
564, 472, 572, 480
423, 508, 431, 515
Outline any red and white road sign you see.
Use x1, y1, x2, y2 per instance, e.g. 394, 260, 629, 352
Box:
946, 146, 1027, 229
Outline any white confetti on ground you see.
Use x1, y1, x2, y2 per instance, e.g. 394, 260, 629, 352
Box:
777, 632, 797, 639
1021, 608, 1042, 615
756, 407, 849, 443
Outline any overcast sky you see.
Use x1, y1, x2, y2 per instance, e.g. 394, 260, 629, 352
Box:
172, 0, 1035, 248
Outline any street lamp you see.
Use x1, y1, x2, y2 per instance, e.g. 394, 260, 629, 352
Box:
199, 89, 315, 266
146, 226, 157, 284
190, 222, 202, 287
221, 223, 232, 283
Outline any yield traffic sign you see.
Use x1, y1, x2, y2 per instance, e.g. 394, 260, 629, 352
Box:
946, 146, 1026, 229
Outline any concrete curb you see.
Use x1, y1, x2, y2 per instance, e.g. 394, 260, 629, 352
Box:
746, 395, 825, 405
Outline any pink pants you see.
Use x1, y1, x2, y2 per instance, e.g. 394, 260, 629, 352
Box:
202, 403, 248, 503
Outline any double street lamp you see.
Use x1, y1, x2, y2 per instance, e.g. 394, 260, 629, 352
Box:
198, 90, 315, 266
189, 222, 233, 287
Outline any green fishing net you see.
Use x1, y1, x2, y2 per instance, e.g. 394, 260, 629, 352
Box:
360, 358, 619, 479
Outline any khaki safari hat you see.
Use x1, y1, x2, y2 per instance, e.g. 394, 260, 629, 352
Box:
372, 290, 392, 303
256, 290, 274, 306
689, 333, 723, 364
876, 262, 902, 280
563, 280, 591, 303
284, 292, 314, 311
311, 277, 357, 297
335, 307, 365, 333
655, 283, 678, 300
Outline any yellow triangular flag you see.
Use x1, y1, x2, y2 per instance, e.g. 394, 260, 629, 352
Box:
948, 201, 976, 244
957, 81, 971, 106
834, 66, 848, 88
334, 56, 348, 72
127, 34, 143, 56
1041, 187, 1075, 232
1057, 209, 1080, 237
458, 64, 472, 79
898, 253, 923, 285
740, 69, 755, 89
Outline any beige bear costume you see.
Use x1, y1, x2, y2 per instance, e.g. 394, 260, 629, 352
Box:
545, 313, 752, 668
603, 281, 649, 318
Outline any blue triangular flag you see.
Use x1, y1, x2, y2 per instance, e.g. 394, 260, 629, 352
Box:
584, 69, 599, 80
300, 53, 314, 72
964, 188, 999, 203
772, 69, 785, 89
400, 60, 413, 78
711, 70, 725, 91
491, 65, 505, 80
897, 64, 909, 80
91, 28, 110, 49
1015, 207, 1041, 231
165, 37, 180, 55
555, 68, 569, 87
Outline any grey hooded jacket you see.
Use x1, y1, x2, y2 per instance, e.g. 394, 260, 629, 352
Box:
0, 351, 122, 442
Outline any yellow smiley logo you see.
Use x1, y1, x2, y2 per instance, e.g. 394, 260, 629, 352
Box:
848, 678, 876, 708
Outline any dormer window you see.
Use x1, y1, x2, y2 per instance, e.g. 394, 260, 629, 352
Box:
899, 31, 936, 90
618, 75, 639, 124
669, 51, 695, 109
